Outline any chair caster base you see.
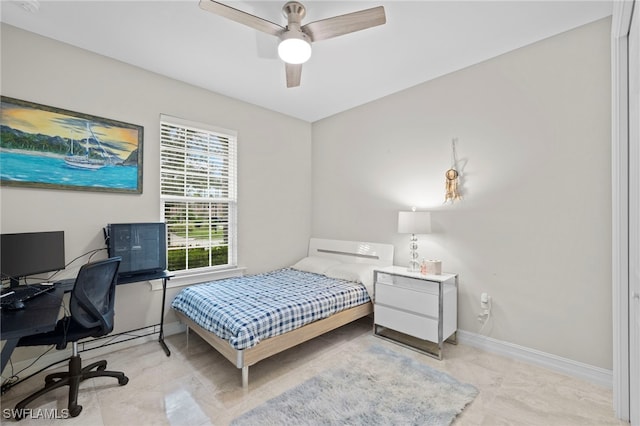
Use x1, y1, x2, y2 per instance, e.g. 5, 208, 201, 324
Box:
69, 404, 83, 417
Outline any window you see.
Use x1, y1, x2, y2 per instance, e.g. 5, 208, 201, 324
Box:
160, 115, 237, 273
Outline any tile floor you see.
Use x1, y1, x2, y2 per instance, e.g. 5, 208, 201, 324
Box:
0, 317, 627, 425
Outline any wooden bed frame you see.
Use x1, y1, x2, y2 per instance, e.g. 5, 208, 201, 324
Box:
174, 238, 394, 387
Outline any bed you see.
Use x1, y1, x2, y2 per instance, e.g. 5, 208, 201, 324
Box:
171, 238, 394, 387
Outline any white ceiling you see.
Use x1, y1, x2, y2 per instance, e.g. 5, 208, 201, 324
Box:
1, 0, 613, 122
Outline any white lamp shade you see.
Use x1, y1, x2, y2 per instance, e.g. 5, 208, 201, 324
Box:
398, 211, 431, 234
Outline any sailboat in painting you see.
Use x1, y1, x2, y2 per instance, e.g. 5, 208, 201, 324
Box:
65, 122, 109, 170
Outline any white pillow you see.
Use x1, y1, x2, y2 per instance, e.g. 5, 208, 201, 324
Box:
291, 256, 342, 275
324, 263, 376, 297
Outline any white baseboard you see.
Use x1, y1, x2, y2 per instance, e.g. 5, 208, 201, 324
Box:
457, 330, 613, 388
3, 321, 187, 381
6, 324, 612, 391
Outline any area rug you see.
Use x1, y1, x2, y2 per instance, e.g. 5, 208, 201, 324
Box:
232, 344, 478, 425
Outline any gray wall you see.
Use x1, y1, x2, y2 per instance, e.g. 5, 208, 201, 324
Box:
311, 18, 612, 369
0, 24, 313, 339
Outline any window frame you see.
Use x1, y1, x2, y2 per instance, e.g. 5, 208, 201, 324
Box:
159, 114, 238, 277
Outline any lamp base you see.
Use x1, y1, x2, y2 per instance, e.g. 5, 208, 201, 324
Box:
407, 233, 420, 273
407, 261, 420, 273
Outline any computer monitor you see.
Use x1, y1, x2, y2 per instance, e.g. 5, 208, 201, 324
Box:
105, 223, 166, 279
0, 231, 66, 288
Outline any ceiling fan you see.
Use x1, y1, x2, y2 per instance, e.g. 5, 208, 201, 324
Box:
199, 0, 386, 88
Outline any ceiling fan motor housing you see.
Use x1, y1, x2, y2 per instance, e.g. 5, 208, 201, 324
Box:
282, 1, 306, 25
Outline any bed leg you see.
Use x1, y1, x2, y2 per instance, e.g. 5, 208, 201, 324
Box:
242, 366, 249, 388
186, 326, 190, 351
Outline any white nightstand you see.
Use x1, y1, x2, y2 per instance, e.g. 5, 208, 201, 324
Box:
373, 265, 458, 360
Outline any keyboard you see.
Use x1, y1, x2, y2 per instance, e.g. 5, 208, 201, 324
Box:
1, 284, 56, 309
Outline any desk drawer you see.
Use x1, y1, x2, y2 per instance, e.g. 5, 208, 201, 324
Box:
375, 282, 439, 317
374, 305, 438, 342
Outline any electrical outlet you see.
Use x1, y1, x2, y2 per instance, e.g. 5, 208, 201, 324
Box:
478, 293, 491, 322
481, 292, 489, 308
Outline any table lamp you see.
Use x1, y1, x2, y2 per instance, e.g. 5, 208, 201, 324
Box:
398, 208, 431, 272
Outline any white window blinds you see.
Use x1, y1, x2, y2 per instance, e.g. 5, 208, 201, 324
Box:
160, 115, 237, 272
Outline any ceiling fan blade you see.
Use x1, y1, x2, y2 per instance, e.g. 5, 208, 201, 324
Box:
301, 6, 386, 42
199, 0, 284, 37
286, 63, 302, 88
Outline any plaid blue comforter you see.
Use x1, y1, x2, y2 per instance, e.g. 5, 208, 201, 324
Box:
171, 268, 370, 350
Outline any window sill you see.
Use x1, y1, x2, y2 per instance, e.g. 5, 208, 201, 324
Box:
148, 266, 246, 291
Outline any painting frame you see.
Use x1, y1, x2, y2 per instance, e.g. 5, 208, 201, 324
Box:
0, 96, 143, 194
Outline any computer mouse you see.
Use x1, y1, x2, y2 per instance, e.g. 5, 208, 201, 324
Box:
7, 300, 25, 310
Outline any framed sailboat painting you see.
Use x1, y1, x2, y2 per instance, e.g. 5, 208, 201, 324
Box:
0, 96, 143, 194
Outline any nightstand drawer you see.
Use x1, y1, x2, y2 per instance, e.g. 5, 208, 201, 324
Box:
375, 282, 439, 317
376, 272, 440, 292
375, 305, 438, 342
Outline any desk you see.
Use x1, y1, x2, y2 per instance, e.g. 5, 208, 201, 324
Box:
116, 271, 174, 356
1, 288, 64, 373
57, 271, 174, 356
1, 271, 173, 373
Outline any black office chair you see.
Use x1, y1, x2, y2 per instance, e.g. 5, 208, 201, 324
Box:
14, 257, 129, 419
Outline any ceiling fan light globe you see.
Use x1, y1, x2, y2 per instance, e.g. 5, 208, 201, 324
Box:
278, 37, 311, 64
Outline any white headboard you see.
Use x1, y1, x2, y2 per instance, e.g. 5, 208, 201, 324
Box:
308, 238, 394, 267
